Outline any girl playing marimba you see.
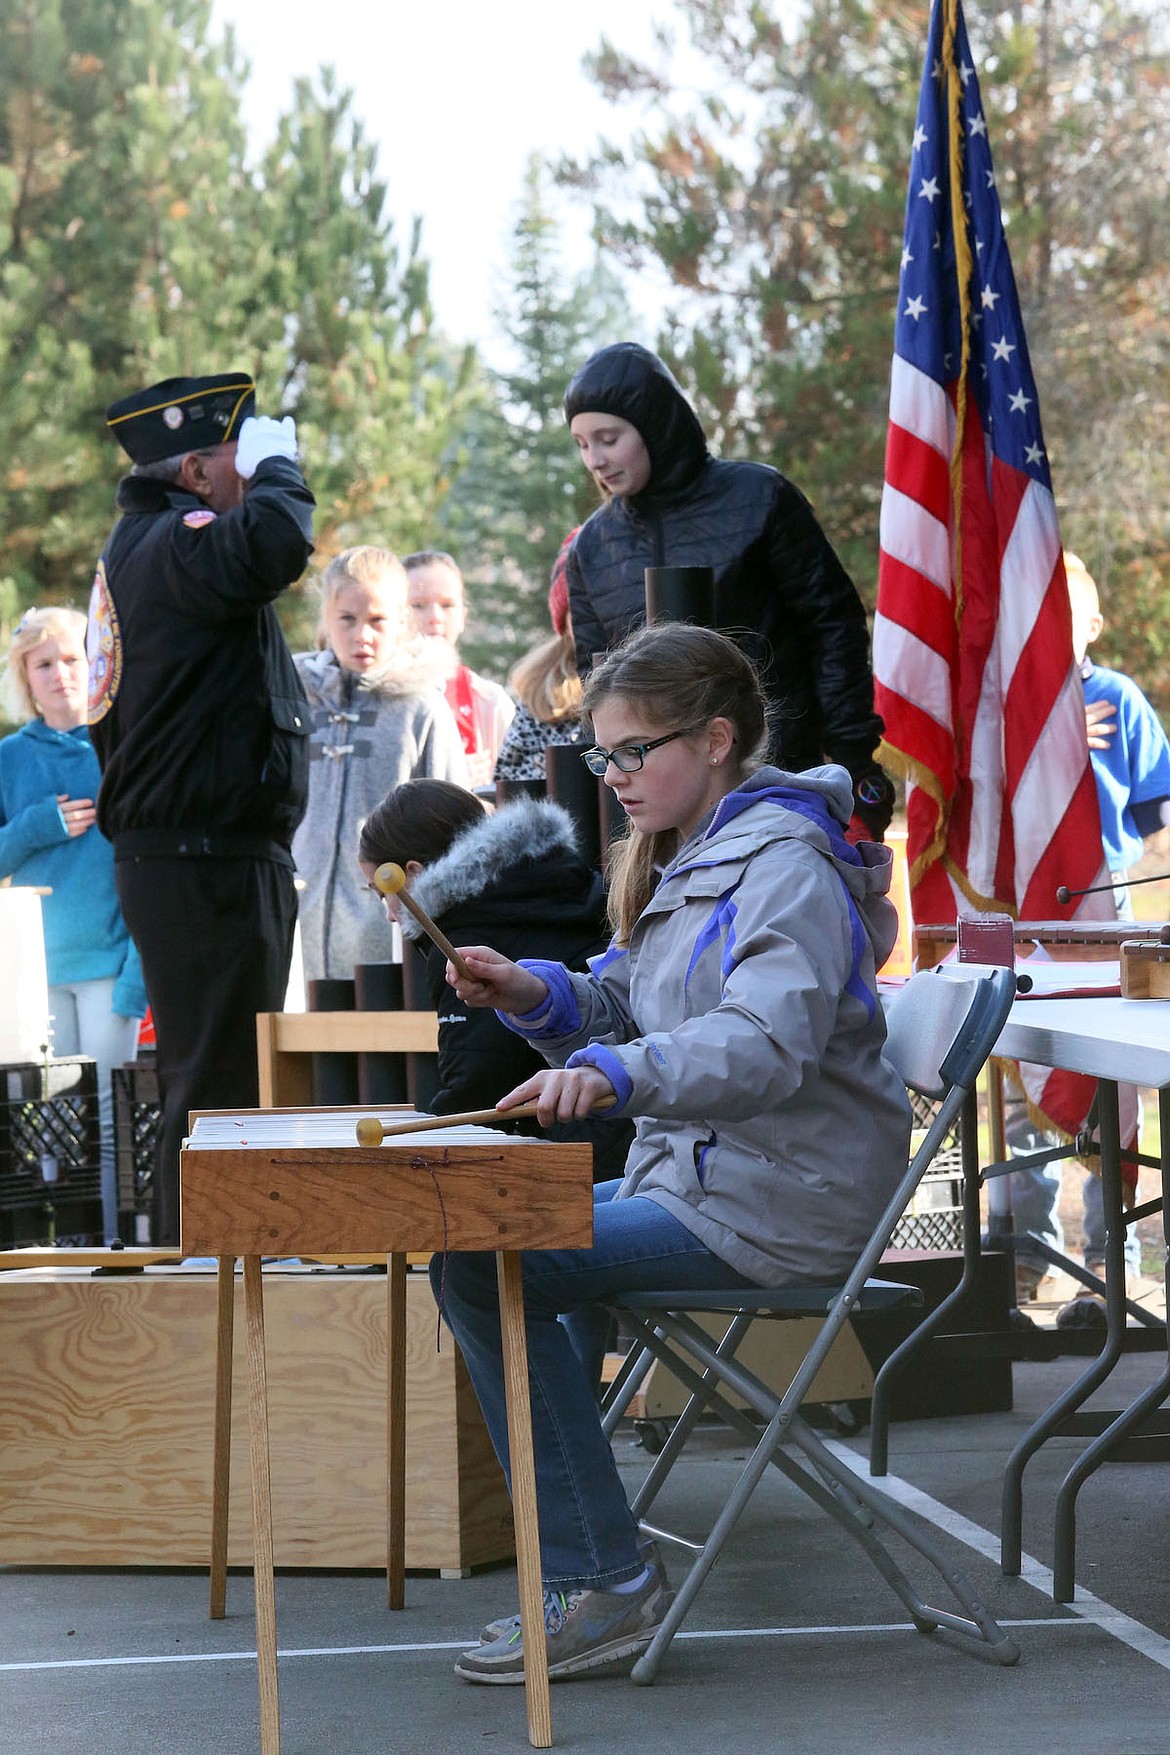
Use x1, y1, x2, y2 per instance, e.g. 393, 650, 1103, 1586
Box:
434, 623, 911, 1685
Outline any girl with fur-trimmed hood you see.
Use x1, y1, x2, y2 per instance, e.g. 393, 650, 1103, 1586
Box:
358, 778, 632, 1180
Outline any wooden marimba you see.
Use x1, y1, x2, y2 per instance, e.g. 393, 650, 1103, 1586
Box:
181, 1107, 594, 1755
913, 918, 1163, 969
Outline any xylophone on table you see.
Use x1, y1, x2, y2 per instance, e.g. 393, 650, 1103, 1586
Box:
912, 917, 1165, 970
181, 1106, 594, 1755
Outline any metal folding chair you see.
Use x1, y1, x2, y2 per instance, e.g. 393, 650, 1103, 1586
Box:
600, 962, 1020, 1683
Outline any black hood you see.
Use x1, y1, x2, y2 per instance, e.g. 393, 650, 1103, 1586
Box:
563, 343, 709, 504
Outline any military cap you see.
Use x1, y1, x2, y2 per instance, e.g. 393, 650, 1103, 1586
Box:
106, 372, 255, 464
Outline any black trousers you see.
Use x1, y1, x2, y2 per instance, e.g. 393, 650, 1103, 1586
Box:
116, 855, 297, 1245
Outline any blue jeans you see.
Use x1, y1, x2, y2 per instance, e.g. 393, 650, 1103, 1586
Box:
429, 1179, 755, 1592
1007, 1114, 1142, 1276
48, 978, 141, 1243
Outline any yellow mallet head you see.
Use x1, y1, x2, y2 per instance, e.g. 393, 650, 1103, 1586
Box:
355, 1116, 384, 1147
374, 862, 407, 896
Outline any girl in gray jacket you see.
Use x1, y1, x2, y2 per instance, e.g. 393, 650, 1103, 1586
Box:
291, 546, 467, 982
434, 624, 911, 1686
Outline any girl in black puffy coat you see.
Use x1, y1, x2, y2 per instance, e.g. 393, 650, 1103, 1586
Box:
563, 340, 894, 839
357, 778, 632, 1179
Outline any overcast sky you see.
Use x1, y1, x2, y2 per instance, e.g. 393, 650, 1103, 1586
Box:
209, 0, 676, 355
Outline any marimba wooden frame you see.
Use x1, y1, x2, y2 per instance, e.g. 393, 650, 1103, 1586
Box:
182, 1112, 593, 1755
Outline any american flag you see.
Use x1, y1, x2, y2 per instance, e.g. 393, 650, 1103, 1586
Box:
873, 0, 1126, 1148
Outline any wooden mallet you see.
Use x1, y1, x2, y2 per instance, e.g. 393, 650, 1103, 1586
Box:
355, 1103, 542, 1146
355, 1095, 616, 1147
373, 861, 473, 982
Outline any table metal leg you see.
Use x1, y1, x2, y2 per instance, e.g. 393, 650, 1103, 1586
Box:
243, 1255, 281, 1755
209, 1255, 235, 1620
1051, 1085, 1170, 1600
496, 1249, 552, 1749
386, 1252, 406, 1611
1001, 1078, 1127, 1578
871, 1089, 984, 1476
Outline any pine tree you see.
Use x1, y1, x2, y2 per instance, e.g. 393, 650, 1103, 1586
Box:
442, 158, 632, 676
0, 0, 475, 658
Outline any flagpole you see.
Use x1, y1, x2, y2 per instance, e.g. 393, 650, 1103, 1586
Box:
942, 0, 974, 633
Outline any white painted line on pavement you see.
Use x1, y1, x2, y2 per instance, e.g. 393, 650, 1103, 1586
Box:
824, 1438, 1170, 1674
0, 1618, 1088, 1675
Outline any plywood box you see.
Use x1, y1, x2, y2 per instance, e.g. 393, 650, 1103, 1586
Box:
0, 1265, 513, 1571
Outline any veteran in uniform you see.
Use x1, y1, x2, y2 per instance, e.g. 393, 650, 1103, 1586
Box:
87, 372, 314, 1244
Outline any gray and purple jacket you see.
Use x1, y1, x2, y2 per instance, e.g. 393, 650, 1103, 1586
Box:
505, 764, 911, 1286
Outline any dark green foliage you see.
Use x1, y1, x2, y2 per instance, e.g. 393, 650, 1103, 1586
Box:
0, 0, 475, 658
440, 158, 632, 676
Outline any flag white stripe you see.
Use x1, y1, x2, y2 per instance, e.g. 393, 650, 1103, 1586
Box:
996, 482, 1062, 679
888, 354, 952, 454
873, 614, 952, 728
879, 484, 952, 593
1013, 670, 1094, 895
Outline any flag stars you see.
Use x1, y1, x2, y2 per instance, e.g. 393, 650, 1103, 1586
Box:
1008, 388, 1033, 414
960, 60, 974, 86
913, 125, 928, 152
901, 246, 914, 270
918, 176, 941, 203
1025, 442, 1045, 466
968, 112, 988, 138
980, 286, 1001, 309
904, 294, 928, 321
991, 336, 1017, 362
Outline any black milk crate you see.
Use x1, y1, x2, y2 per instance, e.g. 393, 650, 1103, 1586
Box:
112, 1057, 160, 1233
889, 1087, 965, 1253
0, 1056, 101, 1245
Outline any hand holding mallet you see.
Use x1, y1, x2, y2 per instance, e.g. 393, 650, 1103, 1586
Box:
373, 861, 473, 981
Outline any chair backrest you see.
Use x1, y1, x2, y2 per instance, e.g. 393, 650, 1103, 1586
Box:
883, 962, 1017, 1100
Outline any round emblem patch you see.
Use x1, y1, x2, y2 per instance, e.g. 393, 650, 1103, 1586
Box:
86, 559, 122, 725
163, 405, 184, 430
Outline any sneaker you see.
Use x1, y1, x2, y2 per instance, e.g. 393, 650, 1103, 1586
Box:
454, 1566, 668, 1685
473, 1537, 664, 1648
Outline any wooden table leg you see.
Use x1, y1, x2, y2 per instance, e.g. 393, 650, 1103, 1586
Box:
243, 1255, 281, 1755
386, 1252, 407, 1611
497, 1249, 552, 1749
209, 1255, 235, 1620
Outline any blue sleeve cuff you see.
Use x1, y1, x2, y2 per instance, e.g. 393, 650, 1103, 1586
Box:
564, 1044, 633, 1112
499, 960, 582, 1040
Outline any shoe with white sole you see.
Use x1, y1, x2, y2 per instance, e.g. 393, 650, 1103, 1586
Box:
473, 1537, 665, 1648
455, 1566, 668, 1684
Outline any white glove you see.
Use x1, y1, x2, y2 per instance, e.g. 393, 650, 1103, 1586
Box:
235, 415, 298, 480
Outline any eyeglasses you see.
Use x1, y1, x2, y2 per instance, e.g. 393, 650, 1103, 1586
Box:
580, 726, 705, 776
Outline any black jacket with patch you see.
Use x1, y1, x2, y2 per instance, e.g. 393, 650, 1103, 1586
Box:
89, 457, 313, 855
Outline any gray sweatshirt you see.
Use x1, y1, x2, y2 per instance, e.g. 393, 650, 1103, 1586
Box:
291, 644, 468, 982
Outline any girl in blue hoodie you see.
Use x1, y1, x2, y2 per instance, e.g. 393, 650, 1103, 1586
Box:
0, 608, 146, 1239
